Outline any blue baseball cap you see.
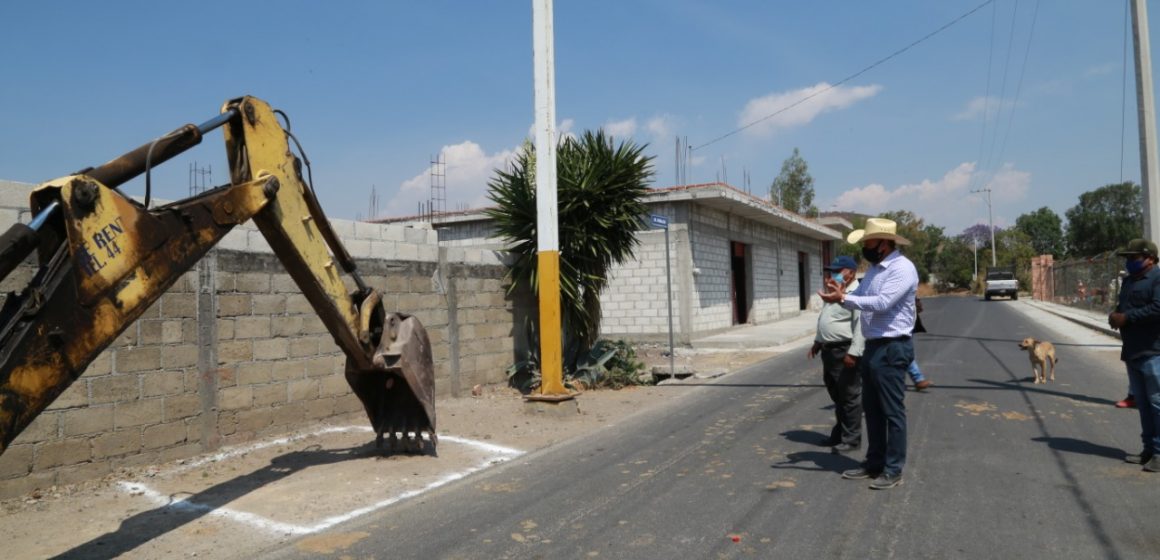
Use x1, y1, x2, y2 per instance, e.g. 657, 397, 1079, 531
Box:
824, 255, 858, 271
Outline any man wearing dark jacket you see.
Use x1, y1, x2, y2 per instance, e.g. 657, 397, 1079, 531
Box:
1108, 238, 1160, 472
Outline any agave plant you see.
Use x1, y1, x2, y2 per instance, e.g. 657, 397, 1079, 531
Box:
486, 130, 655, 370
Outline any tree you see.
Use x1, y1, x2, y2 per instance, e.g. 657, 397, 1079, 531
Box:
878, 210, 943, 283
961, 223, 1003, 267
836, 215, 867, 262
1014, 206, 1065, 257
1065, 182, 1142, 257
485, 130, 655, 368
992, 228, 1037, 289
770, 147, 818, 216
832, 211, 944, 283
933, 236, 975, 290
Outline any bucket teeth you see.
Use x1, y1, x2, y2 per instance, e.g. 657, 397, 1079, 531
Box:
346, 313, 437, 454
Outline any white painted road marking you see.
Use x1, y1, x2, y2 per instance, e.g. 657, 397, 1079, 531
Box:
116, 427, 524, 535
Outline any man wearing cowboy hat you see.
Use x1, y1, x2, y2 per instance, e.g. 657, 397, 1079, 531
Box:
1108, 238, 1160, 472
818, 217, 919, 490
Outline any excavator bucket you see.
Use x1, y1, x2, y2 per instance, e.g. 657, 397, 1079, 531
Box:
345, 312, 437, 453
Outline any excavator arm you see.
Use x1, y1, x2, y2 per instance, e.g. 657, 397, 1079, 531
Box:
0, 96, 435, 457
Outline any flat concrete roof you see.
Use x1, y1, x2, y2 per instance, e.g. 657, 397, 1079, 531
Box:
375, 182, 843, 242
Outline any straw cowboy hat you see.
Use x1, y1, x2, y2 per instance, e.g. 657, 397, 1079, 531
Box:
846, 217, 911, 245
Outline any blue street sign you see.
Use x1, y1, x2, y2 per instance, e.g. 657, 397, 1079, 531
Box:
650, 214, 669, 228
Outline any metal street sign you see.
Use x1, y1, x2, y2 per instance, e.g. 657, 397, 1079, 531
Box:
648, 213, 675, 378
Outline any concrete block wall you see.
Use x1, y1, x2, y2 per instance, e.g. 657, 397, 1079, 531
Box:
688, 215, 735, 332
748, 229, 825, 322
0, 181, 524, 499
436, 219, 500, 247
658, 205, 825, 334
600, 227, 682, 336
599, 202, 827, 339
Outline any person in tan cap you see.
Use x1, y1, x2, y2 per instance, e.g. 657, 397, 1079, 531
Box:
1108, 238, 1160, 472
818, 217, 918, 490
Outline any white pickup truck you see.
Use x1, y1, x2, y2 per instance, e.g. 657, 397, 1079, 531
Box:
984, 270, 1018, 301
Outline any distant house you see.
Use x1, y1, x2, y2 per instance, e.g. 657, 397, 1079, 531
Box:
377, 183, 845, 343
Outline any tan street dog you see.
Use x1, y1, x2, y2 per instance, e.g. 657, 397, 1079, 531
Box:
1018, 338, 1058, 384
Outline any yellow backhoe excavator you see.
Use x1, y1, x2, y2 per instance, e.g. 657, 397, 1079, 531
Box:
0, 96, 436, 457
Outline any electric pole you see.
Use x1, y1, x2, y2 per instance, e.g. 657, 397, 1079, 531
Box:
973, 237, 978, 281
1132, 0, 1160, 242
971, 187, 997, 267
531, 0, 568, 399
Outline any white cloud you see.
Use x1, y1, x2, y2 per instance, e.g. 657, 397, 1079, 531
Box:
952, 96, 1012, 121
985, 163, 1031, 202
738, 82, 882, 137
646, 115, 676, 139
385, 140, 517, 216
835, 163, 975, 210
559, 118, 576, 140
383, 113, 678, 218
526, 118, 577, 142
602, 114, 677, 142
1084, 62, 1117, 77
831, 162, 1032, 233
603, 117, 637, 139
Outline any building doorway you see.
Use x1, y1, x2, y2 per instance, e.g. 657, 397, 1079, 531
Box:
797, 251, 809, 310
731, 241, 750, 325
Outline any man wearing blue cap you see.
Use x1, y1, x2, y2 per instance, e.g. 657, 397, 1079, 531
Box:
1108, 238, 1160, 472
809, 255, 865, 454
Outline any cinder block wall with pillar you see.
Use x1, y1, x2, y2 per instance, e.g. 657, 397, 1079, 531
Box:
0, 180, 528, 499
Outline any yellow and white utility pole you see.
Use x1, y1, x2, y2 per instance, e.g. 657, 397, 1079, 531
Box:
531, 0, 568, 398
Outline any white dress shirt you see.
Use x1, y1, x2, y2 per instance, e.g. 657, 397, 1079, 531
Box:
841, 250, 918, 339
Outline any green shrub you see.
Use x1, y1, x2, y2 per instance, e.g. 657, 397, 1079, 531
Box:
507, 336, 649, 392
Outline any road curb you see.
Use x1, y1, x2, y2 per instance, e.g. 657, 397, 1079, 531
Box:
1022, 300, 1120, 340
689, 329, 816, 350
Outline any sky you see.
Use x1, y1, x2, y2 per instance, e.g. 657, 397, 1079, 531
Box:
0, 0, 1152, 236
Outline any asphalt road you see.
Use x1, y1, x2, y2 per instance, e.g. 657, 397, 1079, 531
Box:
269, 297, 1158, 560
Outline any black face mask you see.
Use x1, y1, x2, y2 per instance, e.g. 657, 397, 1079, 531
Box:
862, 245, 884, 264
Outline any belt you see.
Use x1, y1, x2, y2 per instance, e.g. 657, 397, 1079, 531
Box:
866, 335, 911, 345
821, 340, 852, 349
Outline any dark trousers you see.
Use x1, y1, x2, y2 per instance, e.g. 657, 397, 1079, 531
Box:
821, 342, 862, 445
861, 337, 914, 476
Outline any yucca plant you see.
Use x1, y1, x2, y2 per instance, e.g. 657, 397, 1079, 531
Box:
486, 130, 655, 371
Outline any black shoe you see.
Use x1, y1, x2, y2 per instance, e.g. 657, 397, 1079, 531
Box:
819, 438, 841, 447
869, 473, 903, 490
1125, 451, 1154, 464
841, 467, 880, 480
832, 443, 861, 455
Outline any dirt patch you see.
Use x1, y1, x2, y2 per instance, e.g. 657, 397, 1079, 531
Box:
635, 342, 781, 377
0, 344, 790, 560
917, 283, 940, 298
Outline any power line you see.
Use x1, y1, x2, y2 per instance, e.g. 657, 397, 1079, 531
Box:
693, 0, 996, 152
968, 0, 999, 194
981, 0, 1021, 178
993, 0, 1041, 175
